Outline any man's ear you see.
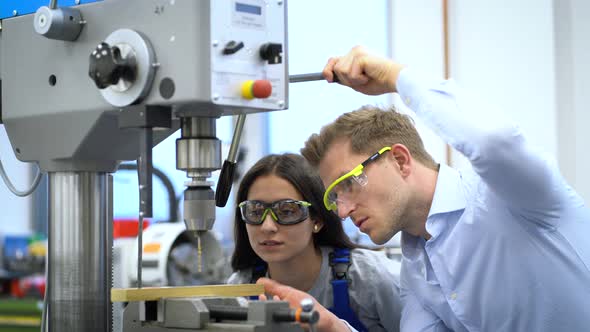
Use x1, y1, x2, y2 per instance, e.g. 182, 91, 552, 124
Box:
390, 143, 412, 177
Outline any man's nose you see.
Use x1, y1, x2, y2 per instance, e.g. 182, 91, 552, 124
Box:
337, 199, 356, 219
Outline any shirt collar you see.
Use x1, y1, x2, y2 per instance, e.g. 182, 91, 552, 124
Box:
428, 163, 467, 218
402, 164, 467, 254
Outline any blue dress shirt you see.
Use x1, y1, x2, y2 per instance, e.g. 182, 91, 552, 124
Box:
396, 68, 590, 332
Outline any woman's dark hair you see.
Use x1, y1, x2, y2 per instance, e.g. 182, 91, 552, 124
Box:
231, 153, 358, 271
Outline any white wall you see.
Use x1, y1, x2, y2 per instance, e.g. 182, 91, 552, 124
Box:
390, 0, 589, 203
554, 0, 590, 202
390, 0, 447, 164
393, 0, 556, 156
449, 0, 557, 166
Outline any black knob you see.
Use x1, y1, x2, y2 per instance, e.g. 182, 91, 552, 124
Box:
259, 42, 283, 65
223, 40, 245, 55
88, 42, 137, 89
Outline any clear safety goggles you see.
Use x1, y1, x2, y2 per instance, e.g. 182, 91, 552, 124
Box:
239, 199, 312, 225
323, 147, 391, 212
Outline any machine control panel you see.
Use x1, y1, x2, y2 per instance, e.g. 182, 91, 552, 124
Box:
210, 0, 287, 110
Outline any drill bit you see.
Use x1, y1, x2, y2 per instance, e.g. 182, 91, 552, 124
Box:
196, 231, 203, 273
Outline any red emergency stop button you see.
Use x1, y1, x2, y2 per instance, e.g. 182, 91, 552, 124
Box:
241, 80, 272, 100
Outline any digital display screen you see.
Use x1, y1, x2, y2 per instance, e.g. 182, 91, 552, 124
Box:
236, 2, 261, 15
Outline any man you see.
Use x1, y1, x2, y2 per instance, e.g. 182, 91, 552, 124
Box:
258, 46, 590, 331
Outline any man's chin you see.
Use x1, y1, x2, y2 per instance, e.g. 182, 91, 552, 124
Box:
367, 232, 388, 245
366, 229, 396, 245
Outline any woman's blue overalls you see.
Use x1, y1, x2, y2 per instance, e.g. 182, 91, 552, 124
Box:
251, 248, 367, 331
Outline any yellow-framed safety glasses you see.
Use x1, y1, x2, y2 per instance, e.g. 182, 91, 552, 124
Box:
323, 146, 392, 212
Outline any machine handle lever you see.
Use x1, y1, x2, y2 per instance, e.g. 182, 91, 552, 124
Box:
288, 72, 340, 83
215, 114, 247, 207
215, 72, 338, 207
34, 0, 84, 41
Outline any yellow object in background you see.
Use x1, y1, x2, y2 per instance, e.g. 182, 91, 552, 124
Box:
27, 242, 46, 257
143, 243, 161, 254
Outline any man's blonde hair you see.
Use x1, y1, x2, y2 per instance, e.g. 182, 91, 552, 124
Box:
301, 105, 437, 169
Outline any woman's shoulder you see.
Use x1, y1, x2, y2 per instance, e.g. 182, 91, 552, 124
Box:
325, 246, 390, 264
349, 248, 401, 280
350, 247, 390, 262
226, 268, 253, 284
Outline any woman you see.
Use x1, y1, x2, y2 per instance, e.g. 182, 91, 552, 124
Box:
227, 153, 402, 332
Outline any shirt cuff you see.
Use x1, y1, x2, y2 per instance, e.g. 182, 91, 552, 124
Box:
396, 67, 424, 110
396, 67, 451, 111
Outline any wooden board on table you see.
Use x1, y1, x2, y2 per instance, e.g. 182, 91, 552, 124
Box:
111, 284, 264, 302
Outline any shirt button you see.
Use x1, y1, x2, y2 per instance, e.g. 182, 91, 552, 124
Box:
450, 292, 457, 300
404, 97, 412, 105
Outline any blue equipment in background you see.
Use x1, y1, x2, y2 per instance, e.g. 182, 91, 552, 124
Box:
0, 0, 101, 19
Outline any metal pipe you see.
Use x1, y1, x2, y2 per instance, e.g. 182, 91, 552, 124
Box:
289, 72, 339, 83
289, 72, 325, 83
48, 172, 112, 332
137, 127, 153, 288
138, 128, 153, 218
227, 114, 246, 163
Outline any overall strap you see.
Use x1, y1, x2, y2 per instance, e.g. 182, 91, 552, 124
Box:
249, 260, 268, 300
329, 248, 368, 332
